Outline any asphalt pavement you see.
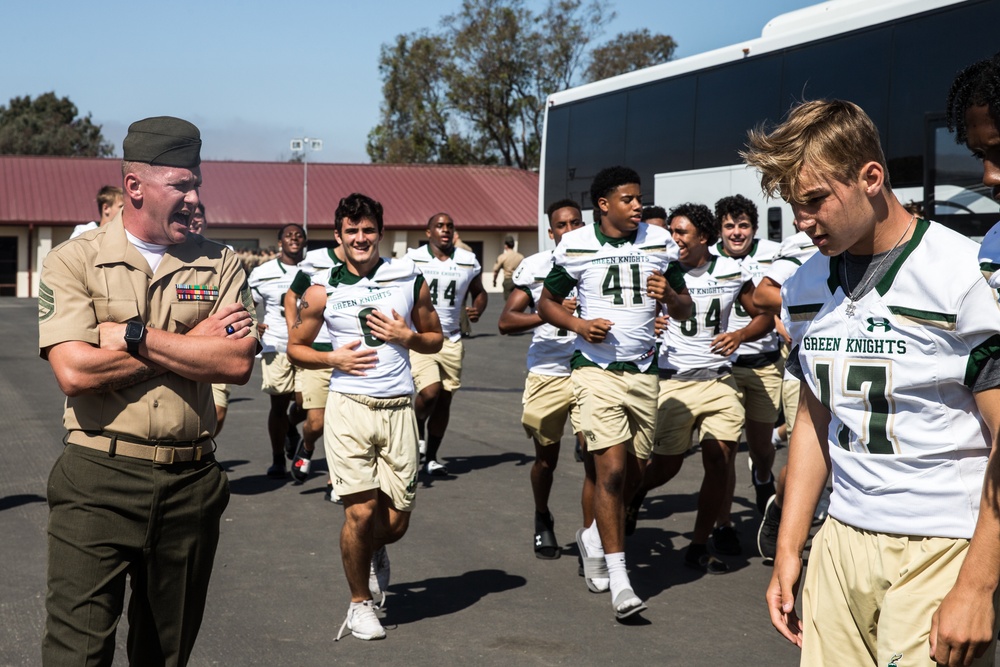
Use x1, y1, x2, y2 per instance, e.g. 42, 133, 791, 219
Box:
2, 296, 810, 666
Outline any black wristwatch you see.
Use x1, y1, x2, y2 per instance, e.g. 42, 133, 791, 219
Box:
124, 321, 147, 355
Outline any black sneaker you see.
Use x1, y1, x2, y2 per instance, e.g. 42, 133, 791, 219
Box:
266, 459, 287, 479
684, 544, 729, 575
757, 495, 781, 564
750, 463, 776, 514
712, 525, 742, 556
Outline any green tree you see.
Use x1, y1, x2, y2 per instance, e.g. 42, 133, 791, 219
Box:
584, 28, 678, 82
0, 92, 113, 157
368, 0, 627, 169
366, 32, 476, 164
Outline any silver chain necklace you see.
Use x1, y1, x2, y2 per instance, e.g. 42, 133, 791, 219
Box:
842, 214, 914, 317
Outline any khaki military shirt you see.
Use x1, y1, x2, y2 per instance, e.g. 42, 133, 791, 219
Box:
493, 249, 524, 280
38, 213, 257, 441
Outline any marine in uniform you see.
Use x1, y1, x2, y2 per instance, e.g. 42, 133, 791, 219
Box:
37, 117, 259, 666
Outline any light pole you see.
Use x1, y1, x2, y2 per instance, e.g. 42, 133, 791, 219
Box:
289, 137, 323, 233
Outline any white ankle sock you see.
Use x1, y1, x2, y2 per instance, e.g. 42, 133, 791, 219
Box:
605, 552, 631, 601
583, 522, 604, 556
583, 522, 609, 590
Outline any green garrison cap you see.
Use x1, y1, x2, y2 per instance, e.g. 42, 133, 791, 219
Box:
122, 116, 201, 168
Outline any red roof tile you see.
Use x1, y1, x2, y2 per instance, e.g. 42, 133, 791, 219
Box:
0, 156, 540, 231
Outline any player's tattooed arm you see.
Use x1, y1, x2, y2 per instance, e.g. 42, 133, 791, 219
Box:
293, 297, 308, 329
284, 288, 306, 331
286, 284, 330, 370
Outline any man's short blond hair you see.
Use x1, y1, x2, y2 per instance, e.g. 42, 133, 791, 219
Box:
96, 185, 123, 215
741, 99, 888, 203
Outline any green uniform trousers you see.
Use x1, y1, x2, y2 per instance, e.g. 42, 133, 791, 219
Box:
42, 443, 230, 667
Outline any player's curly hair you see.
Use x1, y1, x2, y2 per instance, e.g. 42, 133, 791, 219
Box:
335, 193, 384, 233
946, 52, 1000, 145
668, 202, 718, 245
714, 194, 758, 230
589, 166, 640, 212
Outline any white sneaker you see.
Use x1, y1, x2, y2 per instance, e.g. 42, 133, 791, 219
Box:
369, 546, 390, 608
425, 459, 448, 476
335, 600, 385, 641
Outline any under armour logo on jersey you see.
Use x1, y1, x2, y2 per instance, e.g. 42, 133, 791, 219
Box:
866, 317, 892, 332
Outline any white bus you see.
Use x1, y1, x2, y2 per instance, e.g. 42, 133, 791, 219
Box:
538, 0, 1000, 247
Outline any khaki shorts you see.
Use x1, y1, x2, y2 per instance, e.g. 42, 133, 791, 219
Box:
410, 339, 464, 393
211, 383, 230, 409
299, 366, 333, 410
571, 366, 657, 459
260, 351, 297, 395
324, 392, 419, 512
653, 375, 745, 456
521, 372, 582, 446
731, 361, 782, 423
801, 517, 997, 667
782, 377, 802, 434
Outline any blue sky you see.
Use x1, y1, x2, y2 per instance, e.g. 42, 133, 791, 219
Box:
2, 0, 816, 163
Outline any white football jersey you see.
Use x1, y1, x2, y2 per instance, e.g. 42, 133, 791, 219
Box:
512, 250, 576, 376
322, 258, 422, 398
715, 238, 781, 357
545, 222, 681, 371
781, 219, 1000, 538
406, 244, 481, 342
248, 257, 304, 353
977, 220, 1000, 288
660, 255, 748, 373
301, 247, 342, 276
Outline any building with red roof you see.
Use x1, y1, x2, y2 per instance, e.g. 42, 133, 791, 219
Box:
0, 156, 541, 297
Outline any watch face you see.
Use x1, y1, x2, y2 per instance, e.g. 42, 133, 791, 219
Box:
125, 321, 144, 340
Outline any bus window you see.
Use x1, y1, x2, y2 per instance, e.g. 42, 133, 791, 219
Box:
924, 116, 997, 240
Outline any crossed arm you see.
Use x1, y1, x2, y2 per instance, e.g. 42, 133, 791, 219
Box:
46, 302, 258, 396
